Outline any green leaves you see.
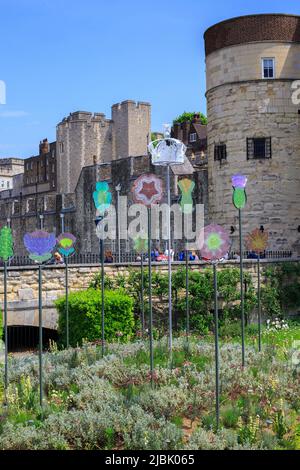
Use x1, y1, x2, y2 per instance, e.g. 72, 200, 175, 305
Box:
173, 112, 207, 125
56, 289, 134, 347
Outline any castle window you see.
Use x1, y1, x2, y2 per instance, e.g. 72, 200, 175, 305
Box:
59, 142, 64, 153
214, 143, 227, 162
190, 133, 197, 143
247, 137, 272, 160
262, 58, 275, 79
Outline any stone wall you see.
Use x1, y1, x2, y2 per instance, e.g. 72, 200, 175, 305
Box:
206, 42, 300, 91
205, 21, 300, 255
207, 80, 300, 254
1, 259, 298, 331
56, 101, 151, 194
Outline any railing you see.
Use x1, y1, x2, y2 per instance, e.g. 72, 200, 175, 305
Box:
0, 250, 295, 267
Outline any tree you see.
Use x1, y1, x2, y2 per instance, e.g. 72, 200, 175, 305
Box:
0, 226, 14, 262
173, 112, 207, 125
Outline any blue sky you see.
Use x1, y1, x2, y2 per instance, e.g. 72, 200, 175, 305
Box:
0, 0, 300, 158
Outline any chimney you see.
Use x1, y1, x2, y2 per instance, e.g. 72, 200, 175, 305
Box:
39, 138, 49, 155
192, 113, 201, 123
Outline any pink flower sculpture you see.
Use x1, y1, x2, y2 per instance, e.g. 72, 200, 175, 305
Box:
132, 174, 163, 207
198, 224, 231, 261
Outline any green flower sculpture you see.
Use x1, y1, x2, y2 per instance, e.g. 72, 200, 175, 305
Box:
232, 174, 247, 210
178, 178, 195, 215
93, 182, 112, 215
0, 226, 14, 262
133, 235, 148, 253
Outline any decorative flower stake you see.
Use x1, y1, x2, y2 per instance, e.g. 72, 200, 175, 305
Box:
198, 223, 230, 430
0, 226, 14, 262
231, 174, 248, 367
133, 235, 148, 253
57, 233, 76, 257
245, 228, 269, 254
24, 231, 56, 263
132, 174, 163, 207
232, 174, 247, 210
199, 224, 231, 262
178, 178, 195, 215
93, 181, 112, 214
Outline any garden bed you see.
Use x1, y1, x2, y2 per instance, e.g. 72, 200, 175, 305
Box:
0, 330, 299, 450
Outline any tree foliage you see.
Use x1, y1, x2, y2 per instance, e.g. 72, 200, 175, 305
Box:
173, 112, 207, 125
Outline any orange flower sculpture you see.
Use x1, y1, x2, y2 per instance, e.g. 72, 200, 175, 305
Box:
245, 228, 269, 254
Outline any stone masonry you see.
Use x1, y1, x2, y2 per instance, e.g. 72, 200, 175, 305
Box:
2, 259, 296, 331
205, 14, 300, 254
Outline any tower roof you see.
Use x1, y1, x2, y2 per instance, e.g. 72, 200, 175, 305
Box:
204, 14, 300, 56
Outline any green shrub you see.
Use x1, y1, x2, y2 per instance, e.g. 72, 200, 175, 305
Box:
89, 267, 257, 335
56, 289, 134, 347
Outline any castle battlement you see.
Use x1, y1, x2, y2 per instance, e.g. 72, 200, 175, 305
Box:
56, 99, 151, 193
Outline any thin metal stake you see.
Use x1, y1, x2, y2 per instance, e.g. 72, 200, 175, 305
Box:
213, 263, 220, 430
65, 256, 69, 348
185, 249, 190, 344
100, 235, 105, 357
38, 264, 43, 407
140, 253, 145, 335
147, 207, 154, 387
166, 165, 172, 362
239, 209, 245, 366
4, 261, 8, 402
258, 255, 262, 352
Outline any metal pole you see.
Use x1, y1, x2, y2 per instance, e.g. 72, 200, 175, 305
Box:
140, 253, 145, 335
147, 207, 154, 386
166, 165, 172, 361
38, 264, 43, 407
239, 209, 245, 366
4, 261, 8, 401
116, 187, 121, 264
185, 249, 189, 341
60, 213, 69, 348
65, 256, 69, 348
100, 228, 105, 357
258, 255, 261, 352
213, 263, 220, 430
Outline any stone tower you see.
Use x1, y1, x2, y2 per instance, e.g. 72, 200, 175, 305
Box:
204, 14, 300, 254
56, 111, 114, 194
56, 100, 151, 194
112, 100, 151, 160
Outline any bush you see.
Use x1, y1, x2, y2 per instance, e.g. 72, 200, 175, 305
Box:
89, 267, 257, 335
56, 289, 134, 347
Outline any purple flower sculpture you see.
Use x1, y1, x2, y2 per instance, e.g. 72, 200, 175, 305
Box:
198, 224, 231, 262
57, 232, 76, 257
232, 174, 248, 189
24, 230, 56, 263
232, 174, 248, 209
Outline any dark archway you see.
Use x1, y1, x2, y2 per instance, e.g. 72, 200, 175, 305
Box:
4, 326, 58, 353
